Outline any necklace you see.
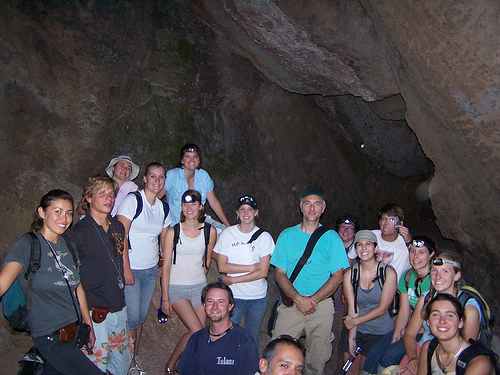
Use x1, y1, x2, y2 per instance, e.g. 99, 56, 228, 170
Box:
90, 219, 124, 289
208, 323, 235, 342
437, 339, 464, 374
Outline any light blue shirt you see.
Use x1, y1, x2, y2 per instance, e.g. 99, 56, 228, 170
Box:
271, 224, 349, 296
164, 167, 214, 225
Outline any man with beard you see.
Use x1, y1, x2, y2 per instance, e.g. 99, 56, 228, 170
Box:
175, 282, 259, 375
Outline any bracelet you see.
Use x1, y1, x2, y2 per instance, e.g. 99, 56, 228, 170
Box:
163, 299, 170, 302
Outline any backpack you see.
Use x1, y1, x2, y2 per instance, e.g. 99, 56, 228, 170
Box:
426, 338, 499, 375
17, 345, 45, 375
130, 191, 169, 221
1, 233, 78, 332
350, 261, 388, 314
172, 223, 212, 270
424, 287, 494, 349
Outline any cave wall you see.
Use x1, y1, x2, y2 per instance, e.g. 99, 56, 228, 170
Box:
0, 0, 499, 371
185, 0, 500, 326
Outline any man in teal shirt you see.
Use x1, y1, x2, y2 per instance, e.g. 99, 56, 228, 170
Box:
270, 190, 349, 375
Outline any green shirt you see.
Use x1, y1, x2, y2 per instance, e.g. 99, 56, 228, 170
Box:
397, 269, 431, 308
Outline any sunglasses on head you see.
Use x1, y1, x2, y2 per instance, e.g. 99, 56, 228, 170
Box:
432, 258, 461, 269
239, 195, 255, 203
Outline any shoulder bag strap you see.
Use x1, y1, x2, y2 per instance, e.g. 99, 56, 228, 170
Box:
288, 225, 330, 284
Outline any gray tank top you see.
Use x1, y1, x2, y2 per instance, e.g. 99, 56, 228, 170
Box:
357, 281, 394, 335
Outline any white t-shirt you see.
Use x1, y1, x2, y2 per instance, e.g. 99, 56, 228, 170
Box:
346, 242, 357, 259
170, 225, 207, 286
214, 225, 275, 300
117, 190, 172, 269
372, 229, 410, 282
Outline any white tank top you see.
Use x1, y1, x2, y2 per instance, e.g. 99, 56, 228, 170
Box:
169, 225, 206, 285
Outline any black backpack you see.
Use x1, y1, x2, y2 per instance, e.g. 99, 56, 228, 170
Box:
172, 223, 212, 270
426, 338, 499, 375
129, 191, 169, 221
350, 261, 388, 314
1, 233, 78, 332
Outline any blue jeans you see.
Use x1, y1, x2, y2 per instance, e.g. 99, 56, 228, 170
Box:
378, 333, 423, 368
33, 334, 104, 375
362, 330, 393, 373
363, 330, 424, 372
124, 265, 158, 330
230, 296, 267, 345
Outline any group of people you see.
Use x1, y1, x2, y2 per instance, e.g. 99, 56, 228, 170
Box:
0, 143, 497, 375
332, 206, 498, 375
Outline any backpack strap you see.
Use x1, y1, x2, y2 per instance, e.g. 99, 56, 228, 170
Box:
172, 223, 180, 265
203, 224, 211, 270
351, 262, 360, 314
404, 268, 413, 291
23, 233, 41, 310
161, 200, 169, 221
375, 261, 387, 290
247, 228, 266, 244
172, 223, 211, 270
456, 340, 500, 375
426, 337, 440, 375
131, 191, 143, 220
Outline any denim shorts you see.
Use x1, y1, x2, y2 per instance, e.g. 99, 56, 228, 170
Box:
169, 281, 206, 307
124, 265, 158, 330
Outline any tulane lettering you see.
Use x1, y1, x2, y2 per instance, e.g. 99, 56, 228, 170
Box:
216, 357, 235, 365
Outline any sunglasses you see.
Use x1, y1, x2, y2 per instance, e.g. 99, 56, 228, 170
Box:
432, 258, 461, 269
239, 195, 255, 203
414, 275, 427, 297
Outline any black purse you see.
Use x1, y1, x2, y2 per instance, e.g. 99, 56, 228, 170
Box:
75, 321, 91, 349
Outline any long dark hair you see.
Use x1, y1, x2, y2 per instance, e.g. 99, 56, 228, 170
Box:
30, 189, 74, 232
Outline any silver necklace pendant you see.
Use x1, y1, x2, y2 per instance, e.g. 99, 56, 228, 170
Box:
117, 276, 124, 289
